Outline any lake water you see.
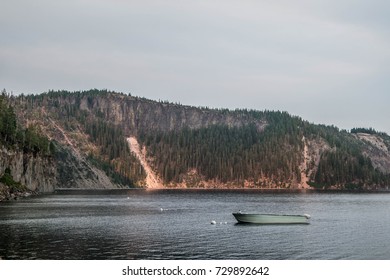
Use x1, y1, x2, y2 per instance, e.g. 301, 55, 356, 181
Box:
1, 189, 390, 260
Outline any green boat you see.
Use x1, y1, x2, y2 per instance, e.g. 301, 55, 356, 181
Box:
232, 212, 310, 224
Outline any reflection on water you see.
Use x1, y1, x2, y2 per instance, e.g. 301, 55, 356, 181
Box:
1, 190, 390, 259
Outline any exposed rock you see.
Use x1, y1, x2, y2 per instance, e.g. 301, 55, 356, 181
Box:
54, 144, 120, 189
0, 147, 56, 193
127, 137, 163, 189
0, 144, 120, 201
51, 93, 268, 135
354, 133, 390, 174
0, 182, 37, 201
305, 137, 332, 182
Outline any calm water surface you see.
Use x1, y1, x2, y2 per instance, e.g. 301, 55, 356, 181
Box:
1, 190, 390, 260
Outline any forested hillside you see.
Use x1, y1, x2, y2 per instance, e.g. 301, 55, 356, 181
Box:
1, 90, 56, 200
3, 89, 390, 191
1, 90, 52, 155
139, 113, 305, 187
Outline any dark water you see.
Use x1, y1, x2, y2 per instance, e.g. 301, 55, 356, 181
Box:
1, 190, 390, 260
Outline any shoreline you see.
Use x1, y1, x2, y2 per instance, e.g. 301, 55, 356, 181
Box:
54, 187, 390, 194
0, 184, 38, 202
3, 186, 390, 202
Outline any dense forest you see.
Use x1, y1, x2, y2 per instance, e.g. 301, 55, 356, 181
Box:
4, 89, 390, 190
139, 113, 305, 186
140, 114, 390, 188
0, 90, 53, 155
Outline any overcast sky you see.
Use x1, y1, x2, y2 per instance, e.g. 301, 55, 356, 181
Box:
1, 0, 390, 133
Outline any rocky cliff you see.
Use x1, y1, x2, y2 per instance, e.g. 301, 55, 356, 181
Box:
0, 142, 125, 201
32, 90, 267, 135
0, 146, 55, 201
0, 147, 56, 192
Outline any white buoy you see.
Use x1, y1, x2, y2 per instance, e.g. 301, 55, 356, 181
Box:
210, 220, 217, 225
160, 208, 164, 212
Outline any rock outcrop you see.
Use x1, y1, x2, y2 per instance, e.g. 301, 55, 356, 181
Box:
0, 147, 56, 193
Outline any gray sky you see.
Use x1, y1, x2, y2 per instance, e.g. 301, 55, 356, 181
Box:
2, 0, 390, 133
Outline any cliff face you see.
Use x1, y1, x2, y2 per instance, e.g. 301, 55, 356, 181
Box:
0, 144, 123, 202
354, 133, 390, 174
46, 92, 268, 135
0, 146, 56, 201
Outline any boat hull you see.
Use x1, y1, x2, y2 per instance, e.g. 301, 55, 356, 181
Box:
232, 213, 310, 224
